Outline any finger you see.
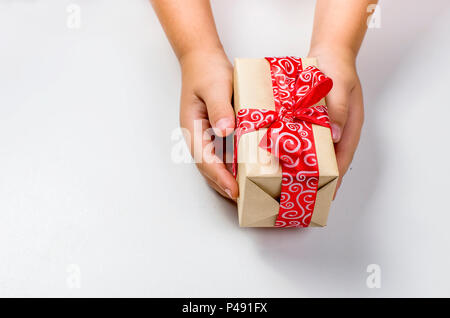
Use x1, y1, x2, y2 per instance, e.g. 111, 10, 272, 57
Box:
200, 82, 235, 137
333, 81, 364, 198
204, 175, 237, 202
327, 80, 351, 143
197, 155, 239, 201
180, 96, 239, 199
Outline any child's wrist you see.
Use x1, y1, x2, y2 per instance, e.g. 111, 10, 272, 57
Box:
308, 44, 357, 65
178, 46, 227, 67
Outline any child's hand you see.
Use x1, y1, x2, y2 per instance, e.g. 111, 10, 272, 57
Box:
179, 50, 238, 200
309, 47, 364, 194
151, 0, 238, 200
309, 0, 376, 195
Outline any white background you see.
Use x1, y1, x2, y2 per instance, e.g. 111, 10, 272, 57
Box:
1, 0, 450, 297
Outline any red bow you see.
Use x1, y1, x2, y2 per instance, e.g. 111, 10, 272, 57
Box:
233, 57, 333, 227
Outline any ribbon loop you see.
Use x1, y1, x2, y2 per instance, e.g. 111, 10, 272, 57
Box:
293, 66, 333, 109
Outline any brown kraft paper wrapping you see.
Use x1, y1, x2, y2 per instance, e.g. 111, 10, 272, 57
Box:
234, 58, 339, 227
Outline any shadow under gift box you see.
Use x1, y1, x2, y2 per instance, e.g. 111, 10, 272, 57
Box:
234, 58, 339, 227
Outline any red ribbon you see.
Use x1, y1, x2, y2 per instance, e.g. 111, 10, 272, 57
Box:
233, 57, 333, 227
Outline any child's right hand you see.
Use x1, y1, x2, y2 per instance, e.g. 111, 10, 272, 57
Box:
179, 50, 238, 200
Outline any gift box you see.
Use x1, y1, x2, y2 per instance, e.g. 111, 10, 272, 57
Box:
233, 57, 339, 227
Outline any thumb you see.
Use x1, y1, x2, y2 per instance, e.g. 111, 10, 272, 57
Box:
203, 90, 235, 138
326, 83, 350, 143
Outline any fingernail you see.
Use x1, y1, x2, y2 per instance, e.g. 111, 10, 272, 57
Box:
330, 123, 341, 143
224, 188, 234, 199
214, 118, 233, 137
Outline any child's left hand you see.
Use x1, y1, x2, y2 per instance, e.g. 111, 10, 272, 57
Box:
309, 47, 365, 194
